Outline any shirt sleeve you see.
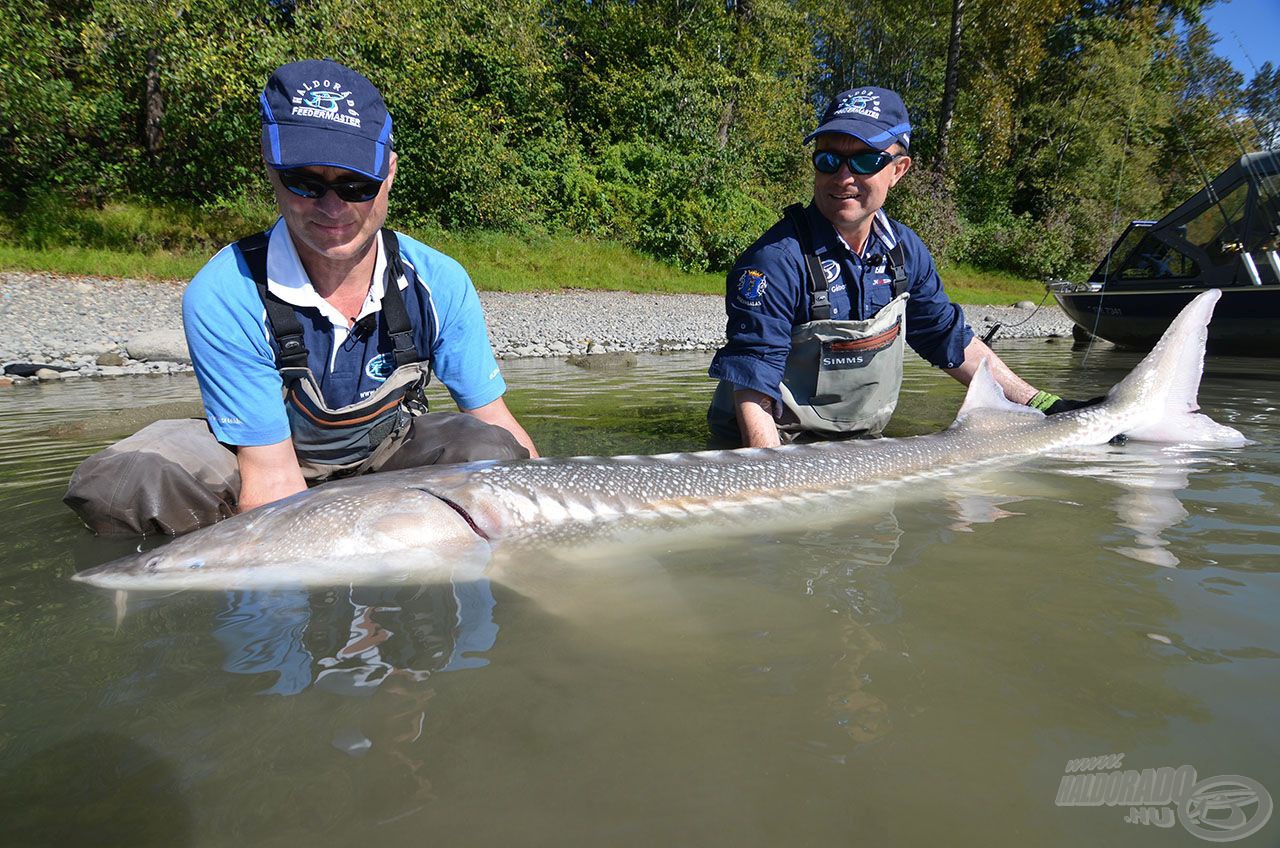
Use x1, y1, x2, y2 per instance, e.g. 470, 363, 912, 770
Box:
897, 226, 974, 369
182, 247, 291, 446
707, 242, 804, 401
421, 255, 507, 411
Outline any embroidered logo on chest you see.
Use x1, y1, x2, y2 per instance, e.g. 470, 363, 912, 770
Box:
365, 353, 395, 381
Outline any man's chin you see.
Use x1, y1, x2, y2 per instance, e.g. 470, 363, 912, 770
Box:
300, 229, 374, 260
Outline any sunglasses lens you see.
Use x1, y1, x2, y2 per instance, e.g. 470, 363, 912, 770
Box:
278, 170, 382, 202
847, 151, 890, 174
813, 151, 843, 174
280, 171, 326, 199
332, 181, 382, 202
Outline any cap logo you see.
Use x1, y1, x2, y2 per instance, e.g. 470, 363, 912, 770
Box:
835, 89, 881, 121
291, 79, 362, 128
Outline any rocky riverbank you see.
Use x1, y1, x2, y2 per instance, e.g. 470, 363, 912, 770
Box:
1, 270, 1076, 384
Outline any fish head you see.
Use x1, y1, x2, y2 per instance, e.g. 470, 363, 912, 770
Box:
72, 483, 493, 591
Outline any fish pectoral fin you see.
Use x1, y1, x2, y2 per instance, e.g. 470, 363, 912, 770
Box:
954, 358, 1044, 425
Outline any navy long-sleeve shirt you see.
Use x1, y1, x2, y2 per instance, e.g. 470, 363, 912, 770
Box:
709, 203, 973, 400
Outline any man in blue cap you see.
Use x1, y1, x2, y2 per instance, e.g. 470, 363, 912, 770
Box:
65, 59, 536, 535
708, 86, 1095, 446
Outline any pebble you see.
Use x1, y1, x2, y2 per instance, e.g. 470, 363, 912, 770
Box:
0, 269, 1077, 383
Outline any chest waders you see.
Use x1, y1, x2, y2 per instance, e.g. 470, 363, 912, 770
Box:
710, 205, 910, 442
237, 228, 431, 478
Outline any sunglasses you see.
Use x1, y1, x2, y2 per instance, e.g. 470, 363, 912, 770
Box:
278, 169, 384, 202
812, 149, 904, 176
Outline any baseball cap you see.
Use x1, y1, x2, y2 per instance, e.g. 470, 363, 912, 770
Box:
803, 87, 911, 151
260, 59, 394, 181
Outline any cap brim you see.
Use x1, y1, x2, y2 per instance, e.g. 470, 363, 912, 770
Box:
261, 121, 390, 181
803, 118, 906, 151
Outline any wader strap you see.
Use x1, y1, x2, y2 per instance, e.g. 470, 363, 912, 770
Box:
886, 239, 909, 299
236, 228, 426, 372
378, 228, 421, 369
783, 203, 832, 321
236, 231, 310, 369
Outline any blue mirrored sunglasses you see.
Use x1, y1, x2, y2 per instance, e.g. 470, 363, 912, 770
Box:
278, 169, 384, 202
812, 149, 903, 176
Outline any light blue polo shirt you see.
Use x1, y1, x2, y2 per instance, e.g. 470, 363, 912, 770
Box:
183, 221, 506, 446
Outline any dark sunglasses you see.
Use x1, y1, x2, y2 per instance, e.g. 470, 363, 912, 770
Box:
812, 149, 903, 176
278, 169, 384, 202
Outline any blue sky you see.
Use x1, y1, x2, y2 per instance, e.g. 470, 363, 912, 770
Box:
1203, 0, 1280, 84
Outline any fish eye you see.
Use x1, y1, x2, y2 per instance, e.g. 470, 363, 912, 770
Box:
144, 556, 161, 573
188, 560, 205, 570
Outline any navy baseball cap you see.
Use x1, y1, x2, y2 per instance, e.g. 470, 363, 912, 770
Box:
260, 59, 393, 181
803, 87, 911, 151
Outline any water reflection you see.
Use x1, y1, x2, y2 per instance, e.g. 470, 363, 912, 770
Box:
1, 347, 1277, 846
1049, 445, 1229, 568
212, 580, 499, 766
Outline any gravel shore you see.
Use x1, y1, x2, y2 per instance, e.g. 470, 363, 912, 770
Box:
1, 270, 1076, 383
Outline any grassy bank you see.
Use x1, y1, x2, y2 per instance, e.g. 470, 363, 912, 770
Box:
0, 198, 1046, 303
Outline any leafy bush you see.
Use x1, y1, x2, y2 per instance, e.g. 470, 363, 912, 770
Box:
884, 168, 963, 265
953, 210, 1075, 279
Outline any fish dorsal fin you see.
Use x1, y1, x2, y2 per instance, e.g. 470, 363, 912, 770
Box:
952, 358, 1045, 431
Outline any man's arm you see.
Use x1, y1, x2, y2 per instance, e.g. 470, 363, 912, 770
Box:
464, 396, 540, 458
734, 388, 783, 448
942, 337, 1037, 404
235, 438, 307, 513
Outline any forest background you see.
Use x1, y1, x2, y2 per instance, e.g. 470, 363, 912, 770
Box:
2, 0, 1278, 286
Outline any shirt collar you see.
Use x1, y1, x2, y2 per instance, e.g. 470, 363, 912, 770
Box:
265, 218, 389, 327
805, 204, 897, 257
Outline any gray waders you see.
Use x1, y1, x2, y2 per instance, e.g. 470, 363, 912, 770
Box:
709, 204, 909, 444
65, 229, 527, 536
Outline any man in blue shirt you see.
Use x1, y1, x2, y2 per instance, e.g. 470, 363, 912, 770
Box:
708, 86, 1094, 447
65, 59, 536, 535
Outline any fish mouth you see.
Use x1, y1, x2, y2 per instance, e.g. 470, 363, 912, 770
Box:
71, 550, 167, 589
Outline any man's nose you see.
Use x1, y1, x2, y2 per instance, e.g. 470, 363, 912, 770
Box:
315, 189, 350, 215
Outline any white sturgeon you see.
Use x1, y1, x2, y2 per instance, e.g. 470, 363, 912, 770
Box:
73, 290, 1247, 591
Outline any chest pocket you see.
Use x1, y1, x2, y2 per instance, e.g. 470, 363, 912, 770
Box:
779, 293, 909, 436
865, 268, 896, 311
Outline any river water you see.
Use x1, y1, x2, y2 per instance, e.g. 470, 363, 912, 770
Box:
0, 342, 1276, 847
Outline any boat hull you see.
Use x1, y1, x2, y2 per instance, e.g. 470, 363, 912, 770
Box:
1053, 285, 1280, 355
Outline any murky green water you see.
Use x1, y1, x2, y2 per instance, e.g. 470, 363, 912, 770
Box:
1, 343, 1277, 847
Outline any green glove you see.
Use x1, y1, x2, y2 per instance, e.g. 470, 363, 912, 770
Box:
1027, 390, 1105, 415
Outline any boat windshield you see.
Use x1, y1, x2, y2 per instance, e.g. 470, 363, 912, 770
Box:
1113, 224, 1199, 281
1095, 222, 1199, 283
1183, 181, 1253, 270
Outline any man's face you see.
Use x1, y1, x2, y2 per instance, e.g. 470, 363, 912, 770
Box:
812, 134, 910, 242
267, 152, 396, 267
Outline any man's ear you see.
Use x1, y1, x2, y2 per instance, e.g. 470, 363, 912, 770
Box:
888, 153, 911, 187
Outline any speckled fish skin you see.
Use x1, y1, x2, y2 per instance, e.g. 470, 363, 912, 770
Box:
73, 290, 1246, 591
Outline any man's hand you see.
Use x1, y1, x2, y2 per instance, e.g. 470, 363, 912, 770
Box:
236, 439, 308, 513
1027, 391, 1106, 415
